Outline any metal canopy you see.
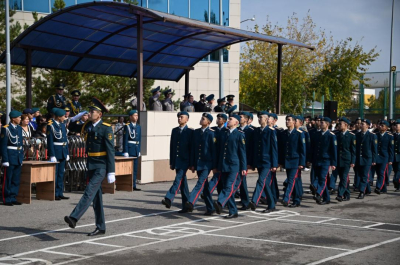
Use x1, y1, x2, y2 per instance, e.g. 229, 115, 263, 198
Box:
0, 2, 313, 82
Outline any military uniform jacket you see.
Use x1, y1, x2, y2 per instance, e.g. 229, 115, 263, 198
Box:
274, 125, 285, 161
191, 127, 217, 171
47, 94, 67, 113
170, 125, 193, 170
67, 100, 82, 117
0, 124, 24, 165
310, 130, 337, 167
149, 94, 163, 111
216, 128, 246, 172
162, 98, 174, 111
241, 125, 254, 166
252, 126, 278, 169
122, 122, 141, 157
47, 119, 69, 160
213, 105, 224, 112
355, 131, 377, 166
299, 127, 311, 162
336, 130, 356, 167
278, 129, 306, 169
376, 132, 394, 164
393, 132, 400, 163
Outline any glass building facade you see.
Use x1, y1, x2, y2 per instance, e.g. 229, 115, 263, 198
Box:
9, 0, 229, 62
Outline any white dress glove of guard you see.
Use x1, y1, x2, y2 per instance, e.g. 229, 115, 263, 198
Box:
2, 162, 9, 167
107, 173, 116, 183
66, 155, 70, 161
50, 157, 57, 162
70, 111, 88, 122
123, 153, 129, 157
138, 152, 141, 157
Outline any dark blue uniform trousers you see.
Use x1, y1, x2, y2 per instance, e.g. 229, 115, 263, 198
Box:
165, 169, 189, 209
2, 165, 22, 204
282, 168, 299, 204
369, 165, 376, 185
233, 172, 250, 207
189, 169, 214, 212
336, 167, 351, 199
132, 158, 138, 188
310, 167, 317, 189
314, 166, 331, 202
329, 169, 338, 190
217, 171, 240, 215
393, 162, 400, 189
251, 167, 275, 209
208, 172, 222, 195
70, 168, 106, 231
375, 163, 388, 192
55, 159, 66, 197
292, 170, 303, 205
357, 165, 372, 194
387, 164, 392, 185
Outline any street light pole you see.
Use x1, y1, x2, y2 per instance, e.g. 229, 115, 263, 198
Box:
388, 0, 395, 119
6, 0, 11, 123
219, 0, 224, 99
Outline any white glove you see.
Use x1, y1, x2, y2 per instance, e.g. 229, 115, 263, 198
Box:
123, 153, 129, 157
70, 111, 88, 122
2, 162, 9, 167
66, 155, 70, 161
107, 173, 116, 183
138, 152, 141, 157
50, 157, 57, 162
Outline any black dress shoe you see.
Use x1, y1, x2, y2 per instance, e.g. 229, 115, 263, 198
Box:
59, 196, 69, 200
213, 201, 222, 214
262, 208, 276, 213
342, 197, 350, 201
200, 193, 205, 200
12, 201, 22, 205
204, 210, 215, 216
239, 205, 250, 211
315, 194, 322, 203
178, 209, 189, 213
133, 187, 141, 191
185, 202, 194, 212
248, 201, 256, 211
224, 213, 238, 219
374, 188, 381, 195
317, 201, 330, 205
281, 200, 288, 207
64, 216, 77, 228
234, 192, 240, 199
55, 197, 61, 201
162, 198, 171, 209
288, 203, 300, 208
87, 228, 105, 236
357, 192, 365, 199
4, 202, 13, 206
335, 196, 343, 202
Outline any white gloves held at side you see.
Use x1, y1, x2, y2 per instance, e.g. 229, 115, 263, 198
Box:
107, 173, 116, 183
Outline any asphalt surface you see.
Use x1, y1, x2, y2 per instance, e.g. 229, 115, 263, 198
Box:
0, 171, 399, 265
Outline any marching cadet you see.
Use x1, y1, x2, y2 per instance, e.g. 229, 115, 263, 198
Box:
185, 113, 217, 215
329, 122, 341, 192
64, 97, 115, 236
161, 89, 174, 111
233, 111, 254, 210
1, 110, 24, 206
308, 115, 322, 192
393, 119, 400, 191
374, 120, 394, 194
122, 110, 142, 191
308, 117, 337, 205
352, 117, 362, 191
279, 114, 306, 207
355, 119, 377, 199
213, 114, 247, 218
47, 108, 70, 200
214, 97, 226, 112
206, 94, 216, 112
247, 112, 255, 128
149, 86, 163, 111
268, 113, 282, 203
67, 90, 82, 117
334, 117, 356, 202
162, 111, 193, 213
47, 83, 67, 114
248, 111, 278, 213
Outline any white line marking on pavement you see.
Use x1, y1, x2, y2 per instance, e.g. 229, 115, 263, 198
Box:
123, 235, 166, 241
185, 223, 219, 228
307, 236, 400, 265
212, 218, 245, 224
84, 242, 124, 248
363, 223, 384, 228
204, 234, 350, 251
315, 218, 338, 223
41, 250, 86, 257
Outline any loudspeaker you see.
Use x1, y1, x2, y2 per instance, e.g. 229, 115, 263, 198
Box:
324, 101, 338, 120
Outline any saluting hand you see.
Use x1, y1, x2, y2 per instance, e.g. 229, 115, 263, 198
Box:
298, 166, 303, 169
350, 164, 355, 168
271, 168, 277, 172
331, 166, 336, 171
241, 170, 247, 175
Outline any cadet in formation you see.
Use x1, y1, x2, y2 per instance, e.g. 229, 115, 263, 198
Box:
393, 119, 400, 191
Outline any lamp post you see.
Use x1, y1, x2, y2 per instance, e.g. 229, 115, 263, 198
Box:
241, 16, 256, 24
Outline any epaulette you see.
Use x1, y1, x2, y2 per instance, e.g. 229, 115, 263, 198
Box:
387, 132, 393, 136
269, 127, 275, 130
102, 122, 111, 127
209, 128, 214, 131
188, 127, 194, 130
237, 129, 245, 134
349, 132, 355, 135
248, 127, 254, 130
47, 121, 53, 125
370, 132, 375, 134
3, 125, 9, 128
276, 126, 284, 130
330, 131, 335, 135
297, 129, 303, 133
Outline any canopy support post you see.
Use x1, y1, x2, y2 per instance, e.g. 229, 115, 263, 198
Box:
136, 14, 143, 113
26, 49, 32, 108
276, 44, 282, 114
185, 69, 190, 96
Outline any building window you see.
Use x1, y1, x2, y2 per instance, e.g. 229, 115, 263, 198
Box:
9, 0, 22, 10
169, 0, 188, 17
190, 0, 209, 22
77, 0, 93, 4
148, 0, 168, 13
23, 0, 50, 13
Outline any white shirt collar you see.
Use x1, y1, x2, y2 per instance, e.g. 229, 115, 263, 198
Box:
240, 125, 247, 131
201, 127, 208, 132
342, 129, 348, 135
10, 123, 17, 129
92, 119, 101, 127
229, 128, 236, 134
381, 131, 386, 136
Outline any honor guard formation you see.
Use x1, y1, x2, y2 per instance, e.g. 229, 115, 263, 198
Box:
1, 83, 400, 235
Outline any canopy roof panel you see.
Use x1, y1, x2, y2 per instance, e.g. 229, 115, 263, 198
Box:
1, 2, 314, 81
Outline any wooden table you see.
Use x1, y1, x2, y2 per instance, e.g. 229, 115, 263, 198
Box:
17, 161, 58, 204
102, 157, 136, 194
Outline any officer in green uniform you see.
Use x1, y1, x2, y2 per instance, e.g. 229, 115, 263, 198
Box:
67, 90, 82, 117
64, 97, 115, 236
46, 84, 67, 114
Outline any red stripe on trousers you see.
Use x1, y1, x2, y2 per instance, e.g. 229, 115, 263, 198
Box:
380, 164, 388, 191
223, 172, 239, 206
320, 167, 330, 196
174, 179, 183, 197
287, 169, 299, 203
210, 173, 220, 193
256, 170, 270, 205
364, 166, 372, 193
192, 177, 207, 205
2, 167, 7, 203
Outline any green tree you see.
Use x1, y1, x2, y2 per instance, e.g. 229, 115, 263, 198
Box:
52, 0, 66, 12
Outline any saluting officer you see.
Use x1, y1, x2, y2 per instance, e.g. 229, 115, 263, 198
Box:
392, 119, 400, 191
206, 94, 216, 112
149, 86, 163, 111
213, 114, 247, 218
355, 119, 377, 199
0, 110, 24, 206
47, 108, 70, 200
162, 111, 193, 212
248, 111, 278, 213
374, 120, 394, 195
214, 97, 226, 112
185, 113, 217, 215
64, 97, 115, 236
223, 95, 235, 113
279, 114, 306, 207
162, 89, 174, 111
47, 84, 67, 114
122, 110, 142, 191
334, 117, 356, 202
308, 117, 337, 205
67, 90, 82, 117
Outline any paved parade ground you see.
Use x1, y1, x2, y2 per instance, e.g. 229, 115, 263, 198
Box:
1, 172, 399, 265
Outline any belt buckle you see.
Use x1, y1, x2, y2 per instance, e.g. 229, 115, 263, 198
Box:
18, 147, 22, 150
63, 142, 66, 146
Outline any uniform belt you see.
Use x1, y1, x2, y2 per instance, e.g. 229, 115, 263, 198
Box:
88, 151, 107, 157
54, 142, 67, 146
128, 141, 139, 144
7, 146, 22, 150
